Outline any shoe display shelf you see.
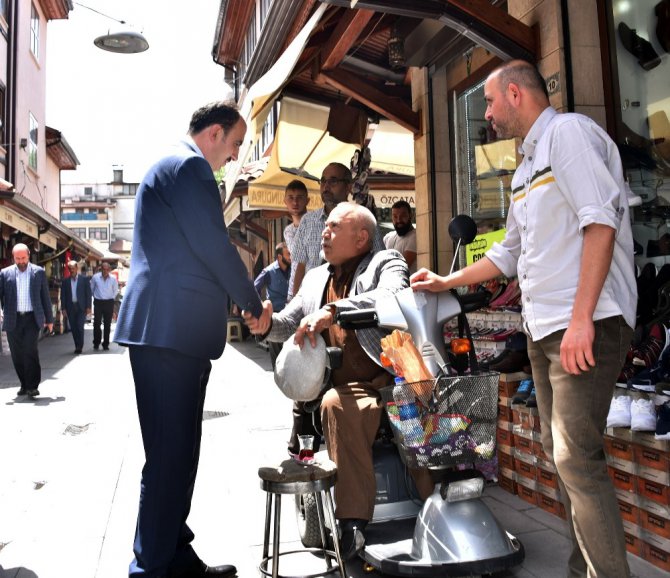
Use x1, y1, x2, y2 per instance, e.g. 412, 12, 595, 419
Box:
496, 374, 566, 520
603, 424, 670, 571
444, 309, 524, 360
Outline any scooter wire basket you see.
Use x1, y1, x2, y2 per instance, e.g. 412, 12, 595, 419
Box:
380, 372, 499, 469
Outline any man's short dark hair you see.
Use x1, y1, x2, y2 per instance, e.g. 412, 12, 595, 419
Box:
188, 101, 241, 135
495, 60, 549, 99
391, 200, 411, 213
275, 242, 287, 257
327, 162, 353, 183
285, 180, 308, 195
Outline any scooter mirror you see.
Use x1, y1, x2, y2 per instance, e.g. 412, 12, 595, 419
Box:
448, 214, 478, 245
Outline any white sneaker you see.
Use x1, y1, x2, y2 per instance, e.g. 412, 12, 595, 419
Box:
630, 398, 657, 431
607, 395, 632, 428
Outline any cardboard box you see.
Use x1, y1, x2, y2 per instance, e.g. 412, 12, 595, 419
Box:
498, 472, 517, 495
618, 500, 639, 525
643, 534, 670, 573
608, 467, 637, 493
537, 493, 562, 518
515, 459, 537, 481
640, 508, 670, 540
513, 429, 534, 455
634, 444, 670, 472
637, 464, 670, 486
498, 401, 514, 423
497, 377, 520, 398
637, 477, 670, 506
498, 450, 515, 471
633, 431, 670, 452
537, 466, 559, 490
516, 483, 539, 507
497, 426, 514, 447
604, 435, 635, 462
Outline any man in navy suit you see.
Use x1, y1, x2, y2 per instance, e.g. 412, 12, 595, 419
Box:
114, 101, 271, 578
60, 260, 92, 354
0, 243, 54, 397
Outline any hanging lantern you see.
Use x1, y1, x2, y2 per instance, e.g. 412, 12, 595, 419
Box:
388, 24, 405, 69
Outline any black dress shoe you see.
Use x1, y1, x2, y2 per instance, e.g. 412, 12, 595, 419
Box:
74, 349, 82, 354
167, 561, 237, 577
338, 519, 367, 561
17, 387, 27, 396
102, 345, 109, 351
618, 22, 662, 70
93, 345, 99, 350
27, 389, 40, 397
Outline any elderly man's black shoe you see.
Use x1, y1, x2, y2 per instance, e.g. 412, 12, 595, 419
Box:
167, 561, 237, 577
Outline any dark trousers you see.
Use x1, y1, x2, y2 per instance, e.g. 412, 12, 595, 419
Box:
93, 298, 114, 347
128, 345, 211, 577
67, 306, 86, 350
7, 313, 41, 390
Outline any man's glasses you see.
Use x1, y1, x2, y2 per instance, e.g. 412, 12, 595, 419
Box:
318, 177, 348, 187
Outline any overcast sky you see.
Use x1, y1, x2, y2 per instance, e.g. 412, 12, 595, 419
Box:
46, 0, 231, 184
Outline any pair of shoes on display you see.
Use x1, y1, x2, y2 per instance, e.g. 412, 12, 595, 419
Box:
656, 400, 670, 439
338, 518, 367, 561
618, 22, 662, 70
607, 395, 658, 431
487, 349, 531, 374
628, 337, 670, 392
511, 379, 534, 405
488, 279, 521, 309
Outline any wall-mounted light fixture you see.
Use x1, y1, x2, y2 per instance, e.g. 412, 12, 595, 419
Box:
73, 2, 149, 54
19, 138, 27, 149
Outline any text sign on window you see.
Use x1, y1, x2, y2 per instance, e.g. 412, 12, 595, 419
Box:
465, 229, 506, 265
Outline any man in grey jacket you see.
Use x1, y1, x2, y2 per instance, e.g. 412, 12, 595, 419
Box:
245, 203, 432, 559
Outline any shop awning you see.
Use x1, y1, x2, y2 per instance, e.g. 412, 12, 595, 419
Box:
224, 3, 328, 200
0, 192, 104, 259
368, 120, 415, 176
245, 97, 358, 213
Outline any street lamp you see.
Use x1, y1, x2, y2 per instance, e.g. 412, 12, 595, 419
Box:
73, 2, 149, 54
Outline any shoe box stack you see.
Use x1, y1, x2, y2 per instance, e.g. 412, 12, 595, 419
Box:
604, 422, 670, 571
495, 372, 566, 520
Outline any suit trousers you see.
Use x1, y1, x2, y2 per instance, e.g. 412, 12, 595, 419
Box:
7, 313, 41, 389
93, 298, 114, 347
128, 345, 211, 577
527, 316, 632, 578
67, 306, 86, 350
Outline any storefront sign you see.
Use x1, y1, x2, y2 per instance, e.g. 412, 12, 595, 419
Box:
247, 188, 321, 211
465, 228, 506, 265
40, 231, 58, 249
0, 206, 39, 238
370, 191, 415, 208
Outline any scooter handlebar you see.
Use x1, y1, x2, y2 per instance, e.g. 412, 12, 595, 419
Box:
335, 308, 379, 329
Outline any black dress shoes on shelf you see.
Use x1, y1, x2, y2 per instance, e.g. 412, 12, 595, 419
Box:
618, 22, 662, 70
167, 561, 237, 577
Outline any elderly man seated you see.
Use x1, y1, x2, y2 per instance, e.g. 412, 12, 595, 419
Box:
245, 202, 432, 559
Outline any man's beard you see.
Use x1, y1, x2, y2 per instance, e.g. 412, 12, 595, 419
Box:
394, 222, 413, 236
16, 263, 28, 272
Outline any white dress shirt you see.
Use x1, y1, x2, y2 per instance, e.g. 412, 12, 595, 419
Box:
486, 107, 637, 341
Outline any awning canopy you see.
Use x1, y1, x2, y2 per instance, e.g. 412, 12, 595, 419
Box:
224, 3, 328, 200
245, 97, 358, 212
368, 120, 415, 176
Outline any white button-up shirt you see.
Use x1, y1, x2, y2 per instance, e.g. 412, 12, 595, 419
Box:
486, 107, 637, 341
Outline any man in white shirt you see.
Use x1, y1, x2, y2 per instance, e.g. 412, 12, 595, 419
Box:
90, 262, 119, 351
411, 60, 636, 578
383, 200, 417, 273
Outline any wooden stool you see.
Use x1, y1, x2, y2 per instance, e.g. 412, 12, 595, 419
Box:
258, 457, 345, 578
226, 319, 243, 342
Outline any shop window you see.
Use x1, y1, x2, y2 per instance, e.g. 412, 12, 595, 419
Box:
609, 0, 670, 274
30, 2, 39, 59
71, 228, 87, 238
28, 112, 38, 170
452, 79, 518, 265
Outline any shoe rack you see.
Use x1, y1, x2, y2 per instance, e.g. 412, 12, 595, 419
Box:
444, 309, 524, 359
496, 375, 670, 573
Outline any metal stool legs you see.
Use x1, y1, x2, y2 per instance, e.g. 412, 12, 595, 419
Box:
260, 489, 346, 578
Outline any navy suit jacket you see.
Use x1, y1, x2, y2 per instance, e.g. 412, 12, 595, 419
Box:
114, 139, 263, 359
0, 263, 54, 331
61, 274, 92, 315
